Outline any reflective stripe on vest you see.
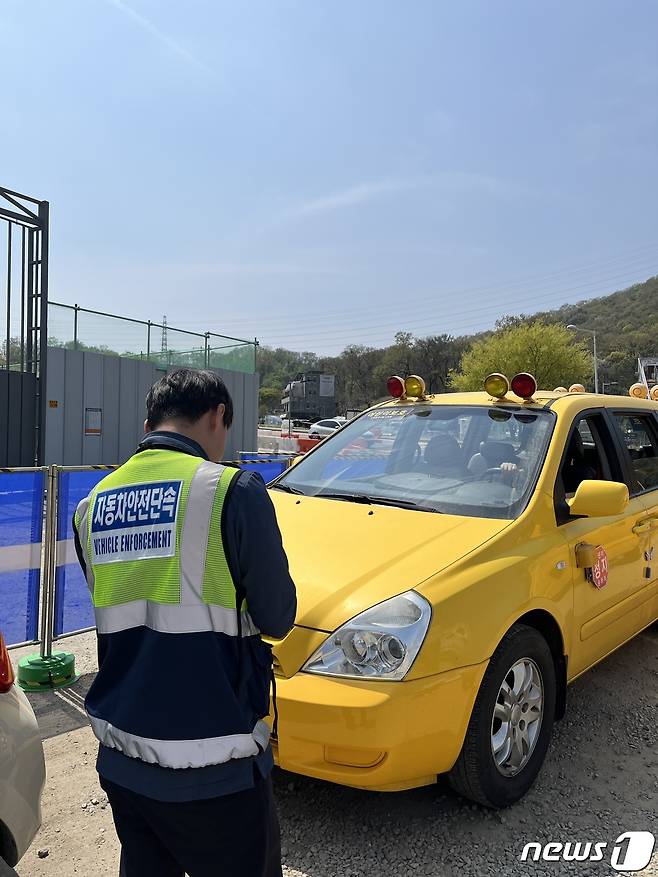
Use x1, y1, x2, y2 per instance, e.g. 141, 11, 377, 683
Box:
76, 454, 259, 638
76, 452, 271, 770
88, 600, 259, 636
88, 715, 271, 770
74, 494, 96, 596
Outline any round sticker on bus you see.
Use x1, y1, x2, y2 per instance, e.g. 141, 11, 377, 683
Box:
591, 546, 608, 589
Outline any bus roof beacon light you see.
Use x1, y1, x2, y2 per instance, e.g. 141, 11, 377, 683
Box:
404, 375, 426, 398
569, 383, 586, 393
510, 373, 537, 400
484, 373, 509, 399
629, 382, 649, 399
387, 376, 406, 399
650, 386, 658, 402
553, 386, 568, 394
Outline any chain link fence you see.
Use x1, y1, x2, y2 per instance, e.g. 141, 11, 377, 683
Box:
48, 302, 257, 374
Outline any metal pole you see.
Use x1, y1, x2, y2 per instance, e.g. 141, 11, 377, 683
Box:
39, 465, 57, 659
205, 332, 210, 368
5, 221, 11, 369
20, 227, 25, 371
25, 229, 34, 371
73, 303, 79, 350
44, 465, 58, 659
567, 324, 599, 395
37, 201, 49, 465
147, 320, 151, 358
4, 225, 10, 465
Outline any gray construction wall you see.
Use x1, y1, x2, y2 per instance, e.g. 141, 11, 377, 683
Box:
1, 369, 37, 467
44, 348, 259, 466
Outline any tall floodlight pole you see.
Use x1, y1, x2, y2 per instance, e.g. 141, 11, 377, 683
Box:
567, 324, 599, 393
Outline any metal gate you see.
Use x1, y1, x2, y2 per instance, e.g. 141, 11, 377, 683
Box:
0, 185, 49, 466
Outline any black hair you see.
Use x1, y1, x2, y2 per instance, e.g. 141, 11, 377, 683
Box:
146, 368, 234, 429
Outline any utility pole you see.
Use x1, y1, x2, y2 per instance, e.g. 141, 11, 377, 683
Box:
567, 324, 599, 393
161, 315, 168, 361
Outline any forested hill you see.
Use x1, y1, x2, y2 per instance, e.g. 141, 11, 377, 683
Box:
533, 273, 658, 388
257, 273, 658, 414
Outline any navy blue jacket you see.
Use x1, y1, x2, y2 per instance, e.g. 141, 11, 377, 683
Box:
73, 432, 296, 801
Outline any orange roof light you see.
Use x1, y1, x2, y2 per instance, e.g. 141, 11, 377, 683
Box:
387, 376, 406, 398
404, 375, 426, 398
569, 383, 586, 393
650, 386, 658, 402
510, 372, 537, 400
629, 383, 649, 399
484, 373, 509, 399
553, 386, 568, 394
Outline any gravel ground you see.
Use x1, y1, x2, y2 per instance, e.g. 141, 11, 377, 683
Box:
16, 624, 658, 876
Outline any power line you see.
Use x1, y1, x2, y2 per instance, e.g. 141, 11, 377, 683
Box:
181, 242, 657, 328
253, 262, 658, 344
265, 278, 655, 350
174, 241, 658, 332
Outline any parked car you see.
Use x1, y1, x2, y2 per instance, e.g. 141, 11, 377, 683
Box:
267, 373, 658, 807
308, 417, 346, 439
0, 633, 46, 869
281, 418, 313, 433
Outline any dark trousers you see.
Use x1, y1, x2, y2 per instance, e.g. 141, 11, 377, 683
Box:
100, 774, 282, 877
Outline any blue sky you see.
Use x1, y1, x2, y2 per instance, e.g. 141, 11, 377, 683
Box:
2, 0, 658, 354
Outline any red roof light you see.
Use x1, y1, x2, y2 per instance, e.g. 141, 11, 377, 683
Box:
387, 376, 406, 398
510, 372, 537, 400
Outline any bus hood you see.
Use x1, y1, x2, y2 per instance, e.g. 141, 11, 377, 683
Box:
270, 491, 510, 632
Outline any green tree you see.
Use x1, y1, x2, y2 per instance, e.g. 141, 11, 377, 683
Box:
414, 334, 468, 393
258, 386, 282, 417
256, 346, 319, 394
374, 332, 418, 385
451, 321, 592, 391
372, 332, 467, 396
0, 337, 25, 370
334, 344, 383, 411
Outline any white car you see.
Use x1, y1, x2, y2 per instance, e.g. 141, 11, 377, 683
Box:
308, 417, 346, 438
0, 633, 45, 870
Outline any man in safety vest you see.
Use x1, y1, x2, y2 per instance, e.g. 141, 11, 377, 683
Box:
72, 368, 297, 877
